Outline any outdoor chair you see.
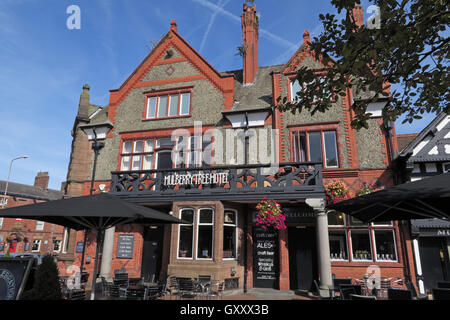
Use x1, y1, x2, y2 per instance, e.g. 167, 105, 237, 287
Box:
110, 284, 123, 299
350, 294, 377, 300
437, 281, 450, 289
167, 277, 181, 299
113, 273, 129, 287
68, 289, 86, 300
432, 288, 450, 300
157, 280, 168, 299
340, 287, 357, 300
313, 280, 334, 300
196, 275, 212, 298
388, 288, 412, 300
80, 272, 89, 289
101, 277, 112, 297
126, 287, 147, 300
178, 278, 198, 299
208, 281, 224, 300
339, 284, 362, 296
332, 278, 352, 296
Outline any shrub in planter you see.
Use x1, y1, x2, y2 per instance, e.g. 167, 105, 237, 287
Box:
21, 254, 62, 300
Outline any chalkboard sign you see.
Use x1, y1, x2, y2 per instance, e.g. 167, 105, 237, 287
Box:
253, 228, 279, 289
76, 242, 84, 254
0, 257, 35, 300
116, 234, 135, 259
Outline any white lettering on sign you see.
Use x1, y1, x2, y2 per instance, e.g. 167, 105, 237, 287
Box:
163, 172, 229, 187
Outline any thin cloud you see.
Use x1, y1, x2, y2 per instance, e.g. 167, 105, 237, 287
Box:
192, 0, 297, 51
199, 0, 231, 53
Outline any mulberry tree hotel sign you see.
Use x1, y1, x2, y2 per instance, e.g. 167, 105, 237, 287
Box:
163, 172, 229, 187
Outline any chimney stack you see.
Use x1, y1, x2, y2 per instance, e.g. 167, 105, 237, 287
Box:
77, 84, 90, 120
34, 172, 49, 190
347, 4, 364, 29
241, 3, 259, 84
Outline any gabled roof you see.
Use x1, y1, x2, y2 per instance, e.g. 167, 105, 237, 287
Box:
399, 112, 450, 163
0, 181, 63, 201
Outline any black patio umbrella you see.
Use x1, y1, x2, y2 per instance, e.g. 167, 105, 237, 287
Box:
327, 173, 450, 223
0, 193, 185, 300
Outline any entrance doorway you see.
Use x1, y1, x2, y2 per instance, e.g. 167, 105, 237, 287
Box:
141, 226, 164, 282
288, 226, 318, 291
419, 237, 450, 291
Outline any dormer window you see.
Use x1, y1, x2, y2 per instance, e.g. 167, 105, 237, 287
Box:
145, 89, 192, 120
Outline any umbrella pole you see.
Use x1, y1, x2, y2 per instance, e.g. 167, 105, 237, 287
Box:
90, 229, 104, 300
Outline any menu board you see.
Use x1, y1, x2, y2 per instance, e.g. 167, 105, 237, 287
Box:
116, 234, 135, 259
0, 257, 35, 300
253, 228, 279, 289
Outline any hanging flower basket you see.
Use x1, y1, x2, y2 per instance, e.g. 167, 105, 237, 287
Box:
326, 181, 351, 205
255, 198, 286, 231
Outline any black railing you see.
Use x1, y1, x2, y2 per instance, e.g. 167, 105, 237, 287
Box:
110, 162, 324, 201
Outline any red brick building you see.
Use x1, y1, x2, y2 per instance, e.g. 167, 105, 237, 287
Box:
60, 4, 417, 295
0, 172, 65, 259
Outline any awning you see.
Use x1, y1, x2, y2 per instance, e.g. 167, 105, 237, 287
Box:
327, 173, 450, 223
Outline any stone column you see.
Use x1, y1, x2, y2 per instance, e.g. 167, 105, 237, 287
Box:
100, 226, 115, 281
306, 198, 332, 297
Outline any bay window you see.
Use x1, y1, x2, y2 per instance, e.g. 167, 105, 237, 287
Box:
329, 212, 398, 262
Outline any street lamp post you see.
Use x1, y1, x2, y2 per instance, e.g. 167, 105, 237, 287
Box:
79, 121, 113, 300
2, 156, 28, 208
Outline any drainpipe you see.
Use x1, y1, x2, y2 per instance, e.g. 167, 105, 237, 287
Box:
243, 112, 249, 294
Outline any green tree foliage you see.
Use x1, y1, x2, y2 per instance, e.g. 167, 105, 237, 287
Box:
21, 254, 62, 300
277, 0, 449, 129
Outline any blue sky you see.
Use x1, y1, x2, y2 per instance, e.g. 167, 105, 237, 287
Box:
0, 0, 436, 190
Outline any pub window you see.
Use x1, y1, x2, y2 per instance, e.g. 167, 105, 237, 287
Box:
36, 221, 45, 231
197, 208, 214, 259
292, 130, 339, 167
329, 230, 348, 260
178, 209, 194, 259
174, 134, 211, 168
120, 138, 175, 171
328, 211, 345, 226
373, 230, 397, 261
146, 91, 191, 119
31, 239, 41, 252
350, 230, 372, 261
53, 240, 62, 253
223, 210, 237, 259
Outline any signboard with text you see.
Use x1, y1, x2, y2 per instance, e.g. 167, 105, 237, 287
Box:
116, 234, 135, 259
253, 227, 279, 289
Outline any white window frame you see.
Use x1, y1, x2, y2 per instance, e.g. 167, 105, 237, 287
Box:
327, 211, 346, 227
146, 92, 191, 119
290, 79, 302, 102
177, 208, 195, 260
31, 239, 41, 252
196, 208, 214, 260
53, 240, 62, 253
0, 217, 3, 230
350, 230, 373, 262
322, 131, 339, 168
62, 228, 70, 254
36, 221, 45, 231
372, 229, 398, 262
223, 209, 238, 260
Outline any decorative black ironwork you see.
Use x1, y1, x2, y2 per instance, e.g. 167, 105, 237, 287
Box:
110, 162, 324, 202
